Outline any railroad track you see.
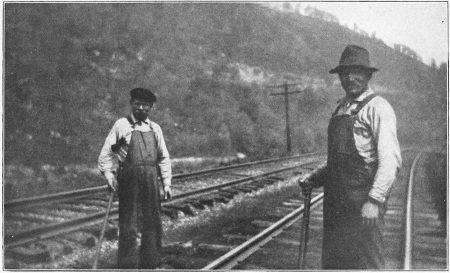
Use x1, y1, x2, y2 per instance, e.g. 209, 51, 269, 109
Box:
401, 151, 447, 269
164, 148, 445, 270
4, 152, 325, 267
6, 148, 446, 269
5, 152, 323, 210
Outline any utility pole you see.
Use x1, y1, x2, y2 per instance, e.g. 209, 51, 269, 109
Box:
268, 82, 302, 155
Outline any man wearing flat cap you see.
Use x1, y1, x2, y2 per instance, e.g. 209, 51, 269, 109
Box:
299, 45, 402, 269
98, 87, 172, 269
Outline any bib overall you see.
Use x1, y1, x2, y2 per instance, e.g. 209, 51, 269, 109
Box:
117, 123, 162, 269
322, 94, 385, 269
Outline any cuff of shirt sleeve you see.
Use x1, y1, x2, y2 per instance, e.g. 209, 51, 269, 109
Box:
102, 170, 116, 176
162, 179, 171, 187
368, 191, 385, 204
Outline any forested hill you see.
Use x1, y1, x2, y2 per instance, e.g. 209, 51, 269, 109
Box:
5, 3, 447, 169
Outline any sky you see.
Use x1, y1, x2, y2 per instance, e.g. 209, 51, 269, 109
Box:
302, 1, 448, 65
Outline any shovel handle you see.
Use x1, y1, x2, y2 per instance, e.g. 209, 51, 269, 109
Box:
92, 192, 115, 269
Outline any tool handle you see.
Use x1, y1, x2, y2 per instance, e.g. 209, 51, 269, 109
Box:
92, 192, 115, 269
298, 188, 313, 269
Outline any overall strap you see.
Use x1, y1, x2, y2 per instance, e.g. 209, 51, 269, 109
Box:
331, 104, 342, 117
111, 115, 134, 153
126, 115, 134, 126
112, 115, 134, 153
351, 94, 377, 115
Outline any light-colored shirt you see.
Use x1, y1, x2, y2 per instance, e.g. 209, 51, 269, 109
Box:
98, 114, 172, 186
335, 89, 402, 203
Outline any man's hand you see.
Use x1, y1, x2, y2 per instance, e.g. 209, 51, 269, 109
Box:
163, 185, 172, 200
104, 171, 118, 193
298, 174, 314, 197
361, 200, 379, 226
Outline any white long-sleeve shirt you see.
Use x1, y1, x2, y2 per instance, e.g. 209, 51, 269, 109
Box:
337, 89, 402, 203
98, 114, 172, 186
313, 89, 402, 204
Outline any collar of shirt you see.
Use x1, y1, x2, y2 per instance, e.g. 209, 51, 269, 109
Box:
131, 114, 150, 125
337, 89, 375, 107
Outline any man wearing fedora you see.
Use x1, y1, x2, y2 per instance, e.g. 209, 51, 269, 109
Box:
98, 87, 172, 269
300, 45, 402, 269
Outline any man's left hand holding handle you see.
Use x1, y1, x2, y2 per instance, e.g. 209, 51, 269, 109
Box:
163, 185, 172, 200
104, 171, 118, 193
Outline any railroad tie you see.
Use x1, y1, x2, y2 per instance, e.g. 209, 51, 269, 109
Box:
161, 207, 179, 219
81, 224, 118, 242
274, 206, 295, 214
250, 183, 268, 189
288, 198, 304, 203
234, 186, 253, 193
185, 199, 205, 210
78, 199, 111, 208
251, 220, 275, 229
268, 176, 284, 181
164, 254, 212, 270
162, 241, 195, 255
218, 188, 240, 195
259, 178, 277, 185
243, 185, 258, 192
217, 191, 234, 199
163, 204, 195, 216
236, 263, 269, 270
6, 245, 51, 264
271, 238, 301, 246
281, 201, 301, 208
212, 195, 230, 204
197, 243, 237, 253
60, 232, 94, 245
222, 234, 253, 244
196, 197, 215, 207
40, 204, 100, 213
7, 213, 58, 224
248, 181, 266, 188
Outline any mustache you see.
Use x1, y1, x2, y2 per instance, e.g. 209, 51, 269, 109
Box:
345, 80, 363, 85
345, 82, 364, 88
133, 111, 148, 120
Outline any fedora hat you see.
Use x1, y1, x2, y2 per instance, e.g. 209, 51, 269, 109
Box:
329, 45, 379, 74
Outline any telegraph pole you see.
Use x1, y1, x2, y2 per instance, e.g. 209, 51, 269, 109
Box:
268, 82, 302, 155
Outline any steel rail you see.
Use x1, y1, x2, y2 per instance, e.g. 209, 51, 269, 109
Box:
403, 151, 423, 269
170, 160, 319, 200
5, 186, 107, 210
172, 152, 323, 179
5, 152, 324, 210
202, 192, 324, 270
5, 209, 120, 248
5, 161, 318, 248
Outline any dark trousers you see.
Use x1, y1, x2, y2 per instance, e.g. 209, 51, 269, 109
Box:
117, 165, 162, 269
322, 202, 385, 269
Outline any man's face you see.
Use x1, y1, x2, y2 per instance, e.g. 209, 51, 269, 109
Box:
338, 67, 372, 99
131, 99, 152, 121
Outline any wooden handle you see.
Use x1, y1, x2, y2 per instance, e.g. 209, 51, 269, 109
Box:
92, 192, 115, 269
298, 189, 312, 269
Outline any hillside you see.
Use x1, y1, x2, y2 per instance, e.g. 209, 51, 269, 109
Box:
5, 3, 447, 170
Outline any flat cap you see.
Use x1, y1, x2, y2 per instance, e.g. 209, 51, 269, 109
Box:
130, 87, 157, 103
